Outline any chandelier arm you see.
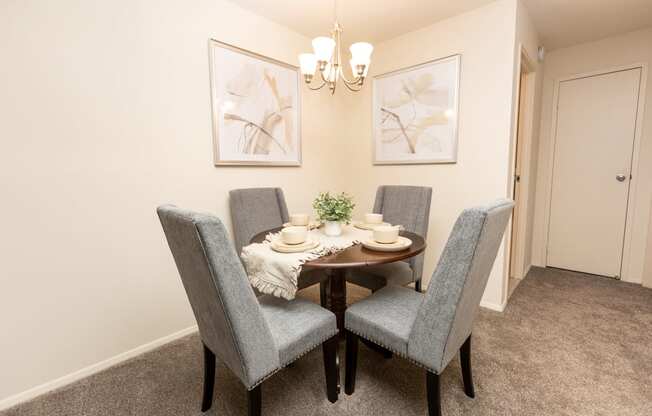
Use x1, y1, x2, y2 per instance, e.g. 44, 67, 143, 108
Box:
341, 74, 363, 86
319, 68, 329, 83
342, 81, 363, 92
307, 79, 327, 90
339, 69, 358, 85
318, 64, 336, 84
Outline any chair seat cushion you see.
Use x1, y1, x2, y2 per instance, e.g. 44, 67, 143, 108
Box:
259, 295, 337, 366
346, 261, 414, 292
345, 286, 423, 355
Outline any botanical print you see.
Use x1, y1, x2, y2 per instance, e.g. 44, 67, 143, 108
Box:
373, 55, 460, 164
209, 40, 301, 165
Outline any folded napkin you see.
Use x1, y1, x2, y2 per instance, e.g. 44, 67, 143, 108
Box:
241, 226, 372, 300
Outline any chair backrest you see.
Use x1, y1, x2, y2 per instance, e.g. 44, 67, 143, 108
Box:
157, 205, 279, 388
408, 199, 514, 372
373, 185, 432, 275
229, 188, 290, 255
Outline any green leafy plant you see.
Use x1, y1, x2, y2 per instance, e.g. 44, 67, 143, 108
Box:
313, 192, 355, 223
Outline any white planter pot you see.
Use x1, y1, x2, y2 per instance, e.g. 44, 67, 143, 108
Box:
323, 221, 343, 236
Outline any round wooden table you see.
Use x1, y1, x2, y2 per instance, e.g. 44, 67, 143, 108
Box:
251, 227, 427, 333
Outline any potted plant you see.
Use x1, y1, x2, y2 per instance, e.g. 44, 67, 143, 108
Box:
313, 192, 355, 236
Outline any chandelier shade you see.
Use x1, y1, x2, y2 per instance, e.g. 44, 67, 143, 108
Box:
299, 53, 317, 76
349, 42, 373, 62
312, 37, 336, 62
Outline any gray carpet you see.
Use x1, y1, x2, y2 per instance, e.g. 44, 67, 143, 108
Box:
4, 267, 652, 415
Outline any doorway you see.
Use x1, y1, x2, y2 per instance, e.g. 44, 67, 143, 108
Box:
546, 68, 642, 278
508, 51, 536, 299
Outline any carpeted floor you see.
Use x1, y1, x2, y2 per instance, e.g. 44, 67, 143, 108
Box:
3, 267, 652, 415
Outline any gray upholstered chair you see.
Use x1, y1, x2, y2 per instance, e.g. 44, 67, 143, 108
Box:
346, 185, 432, 293
157, 205, 339, 415
230, 188, 328, 305
344, 199, 514, 416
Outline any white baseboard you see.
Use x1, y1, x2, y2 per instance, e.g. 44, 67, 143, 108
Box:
480, 299, 506, 312
0, 325, 198, 411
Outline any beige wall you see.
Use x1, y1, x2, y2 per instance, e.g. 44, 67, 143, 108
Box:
0, 0, 343, 404
339, 0, 520, 310
531, 27, 652, 284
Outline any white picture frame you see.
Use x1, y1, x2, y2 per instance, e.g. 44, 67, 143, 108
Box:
372, 54, 461, 165
208, 39, 301, 166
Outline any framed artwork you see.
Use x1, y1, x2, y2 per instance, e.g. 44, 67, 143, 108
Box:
372, 54, 461, 165
209, 39, 301, 166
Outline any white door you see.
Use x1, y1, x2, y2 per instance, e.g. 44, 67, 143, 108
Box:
547, 68, 641, 277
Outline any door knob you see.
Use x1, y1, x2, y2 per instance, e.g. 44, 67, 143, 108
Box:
616, 174, 627, 182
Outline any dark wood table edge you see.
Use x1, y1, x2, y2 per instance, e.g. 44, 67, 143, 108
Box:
249, 227, 427, 336
250, 228, 426, 268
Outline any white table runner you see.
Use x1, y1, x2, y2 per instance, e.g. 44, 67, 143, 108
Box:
241, 226, 373, 300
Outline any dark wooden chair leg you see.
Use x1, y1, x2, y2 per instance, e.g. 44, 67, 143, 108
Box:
322, 336, 340, 403
320, 280, 329, 308
414, 279, 422, 293
247, 385, 261, 416
460, 334, 475, 398
201, 344, 216, 412
426, 372, 442, 416
345, 331, 358, 395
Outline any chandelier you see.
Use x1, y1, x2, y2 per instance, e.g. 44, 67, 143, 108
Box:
298, 2, 373, 94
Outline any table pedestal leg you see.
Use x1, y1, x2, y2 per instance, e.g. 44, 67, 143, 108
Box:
328, 268, 347, 335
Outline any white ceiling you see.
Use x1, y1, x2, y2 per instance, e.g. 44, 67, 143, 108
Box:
233, 0, 652, 51
233, 0, 495, 44
522, 0, 652, 50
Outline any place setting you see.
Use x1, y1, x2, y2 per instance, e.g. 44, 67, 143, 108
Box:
270, 225, 320, 253
357, 214, 412, 253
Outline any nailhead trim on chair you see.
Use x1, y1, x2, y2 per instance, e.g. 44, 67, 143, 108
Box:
247, 330, 340, 390
345, 327, 439, 375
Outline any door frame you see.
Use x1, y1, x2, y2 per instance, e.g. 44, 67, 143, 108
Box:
501, 45, 539, 307
508, 50, 536, 283
539, 63, 648, 281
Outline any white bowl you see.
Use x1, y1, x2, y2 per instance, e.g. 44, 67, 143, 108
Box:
281, 226, 307, 245
373, 225, 400, 244
364, 213, 383, 224
289, 213, 309, 226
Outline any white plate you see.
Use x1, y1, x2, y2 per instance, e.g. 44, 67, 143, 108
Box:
271, 239, 320, 253
361, 237, 412, 252
354, 221, 391, 231
282, 221, 321, 230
